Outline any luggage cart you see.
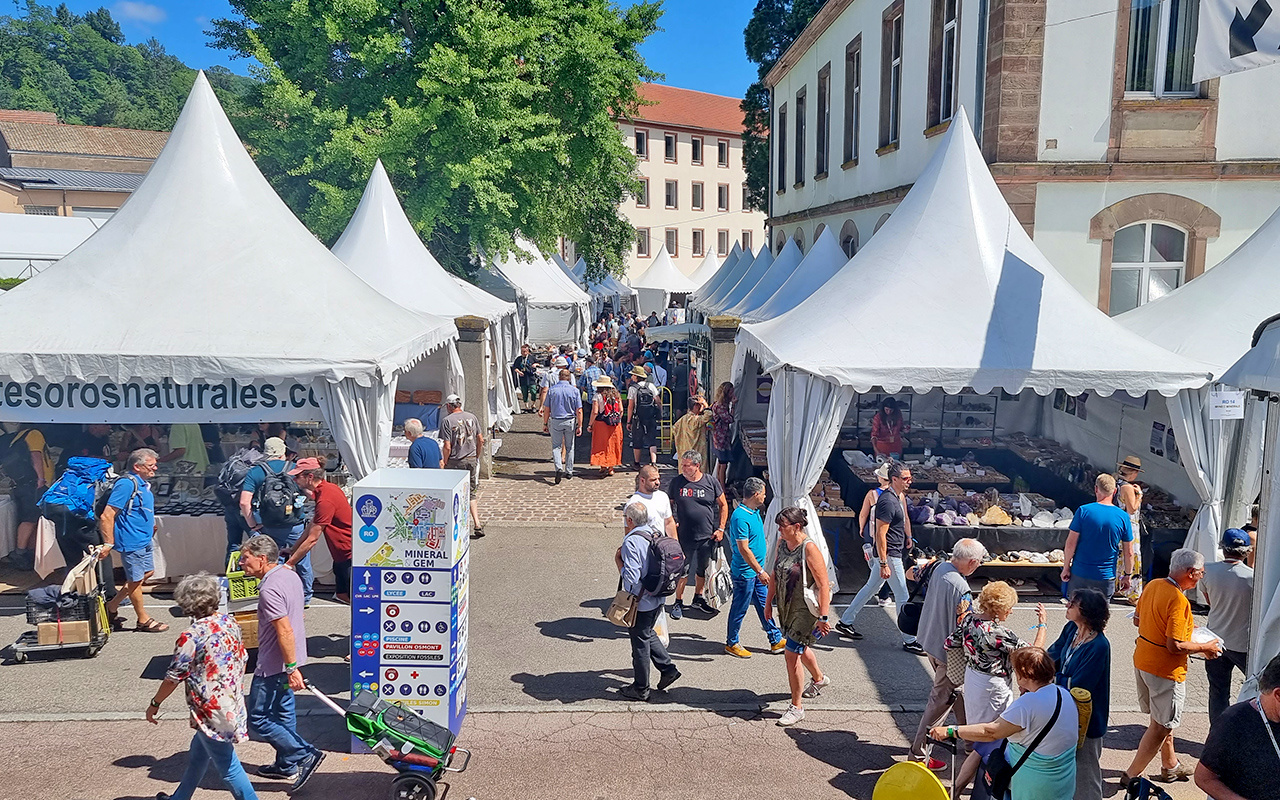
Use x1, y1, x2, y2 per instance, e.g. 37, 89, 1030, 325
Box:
307, 683, 471, 800
13, 586, 110, 662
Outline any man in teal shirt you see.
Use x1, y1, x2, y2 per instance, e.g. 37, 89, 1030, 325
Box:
725, 476, 783, 657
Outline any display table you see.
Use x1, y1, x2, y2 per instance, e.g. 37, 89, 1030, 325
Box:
846, 461, 1011, 490
0, 496, 15, 559
911, 523, 1068, 555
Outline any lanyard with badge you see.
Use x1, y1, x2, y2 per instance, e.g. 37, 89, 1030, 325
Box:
1257, 698, 1280, 764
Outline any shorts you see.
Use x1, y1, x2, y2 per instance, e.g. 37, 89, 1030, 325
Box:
119, 543, 155, 582
633, 416, 659, 449
680, 537, 716, 579
332, 558, 352, 596
714, 448, 733, 463
10, 482, 42, 524
1135, 668, 1185, 729
446, 458, 480, 494
785, 638, 806, 655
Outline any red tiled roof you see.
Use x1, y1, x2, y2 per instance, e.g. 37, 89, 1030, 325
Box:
0, 120, 167, 159
627, 83, 745, 136
0, 110, 58, 124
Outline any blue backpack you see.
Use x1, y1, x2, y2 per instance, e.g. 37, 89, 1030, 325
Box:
39, 457, 117, 523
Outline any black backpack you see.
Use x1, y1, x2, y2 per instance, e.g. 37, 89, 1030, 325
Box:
629, 528, 685, 597
215, 447, 264, 506
898, 558, 943, 635
636, 383, 659, 419
252, 461, 304, 527
0, 429, 39, 486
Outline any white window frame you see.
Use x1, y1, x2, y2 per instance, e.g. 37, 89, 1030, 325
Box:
741, 230, 752, 252
889, 15, 903, 143
664, 132, 677, 163
717, 139, 730, 167
636, 177, 649, 208
717, 230, 730, 256
691, 136, 704, 165
939, 0, 959, 122
717, 183, 730, 212
636, 228, 650, 257
1109, 221, 1187, 313
635, 129, 649, 159
1125, 0, 1199, 99
665, 228, 679, 256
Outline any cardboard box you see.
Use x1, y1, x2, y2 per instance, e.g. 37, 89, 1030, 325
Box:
234, 611, 259, 649
37, 620, 91, 645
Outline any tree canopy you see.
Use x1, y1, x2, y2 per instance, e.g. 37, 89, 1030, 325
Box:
212, 0, 662, 278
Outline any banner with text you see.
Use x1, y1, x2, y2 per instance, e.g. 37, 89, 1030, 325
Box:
0, 378, 325, 423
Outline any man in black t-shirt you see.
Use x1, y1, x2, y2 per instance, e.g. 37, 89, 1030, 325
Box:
668, 450, 727, 619
1195, 652, 1280, 800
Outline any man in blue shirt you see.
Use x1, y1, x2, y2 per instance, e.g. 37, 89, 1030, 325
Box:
1061, 473, 1134, 601
580, 356, 604, 404
725, 476, 783, 658
239, 437, 313, 605
404, 418, 442, 469
543, 368, 582, 484
617, 500, 680, 700
102, 448, 166, 632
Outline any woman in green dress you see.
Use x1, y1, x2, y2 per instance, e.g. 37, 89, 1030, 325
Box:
765, 506, 833, 728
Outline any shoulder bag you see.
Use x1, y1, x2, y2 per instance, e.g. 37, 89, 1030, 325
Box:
983, 686, 1064, 800
897, 557, 939, 635
606, 590, 638, 627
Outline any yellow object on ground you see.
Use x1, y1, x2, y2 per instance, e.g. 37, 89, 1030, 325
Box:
872, 760, 949, 800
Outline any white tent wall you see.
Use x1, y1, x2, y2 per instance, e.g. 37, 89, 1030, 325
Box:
315, 375, 397, 481
636, 287, 670, 316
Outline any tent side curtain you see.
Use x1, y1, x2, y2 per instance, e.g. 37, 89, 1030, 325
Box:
314, 375, 395, 482
1165, 387, 1232, 589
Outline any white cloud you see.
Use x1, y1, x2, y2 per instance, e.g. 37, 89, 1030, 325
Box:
114, 2, 168, 24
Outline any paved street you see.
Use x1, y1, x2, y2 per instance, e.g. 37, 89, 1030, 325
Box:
0, 415, 1230, 799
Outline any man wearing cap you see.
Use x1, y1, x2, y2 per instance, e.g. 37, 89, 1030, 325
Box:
240, 437, 314, 605
286, 457, 353, 603
1115, 456, 1147, 601
439, 394, 485, 538
670, 394, 712, 467
544, 368, 583, 484
628, 365, 661, 467
1200, 528, 1254, 725
1060, 473, 1134, 602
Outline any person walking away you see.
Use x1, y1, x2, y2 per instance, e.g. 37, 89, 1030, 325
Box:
439, 394, 486, 538
1, 423, 53, 570
616, 501, 681, 701
1194, 652, 1280, 800
1114, 456, 1146, 603
870, 398, 908, 459
147, 573, 258, 800
580, 356, 603, 406
1123, 548, 1222, 787
724, 477, 784, 658
708, 383, 736, 488
404, 418, 441, 469
931, 647, 1078, 800
285, 458, 352, 604
538, 356, 568, 421
765, 506, 832, 727
590, 377, 624, 477
1046, 588, 1112, 800
1200, 528, 1253, 726
239, 438, 311, 605
512, 343, 539, 413
945, 582, 1048, 794
668, 451, 727, 619
671, 395, 712, 468
102, 448, 168, 632
910, 538, 985, 770
237, 535, 324, 789
627, 366, 660, 467
628, 465, 676, 538
544, 369, 583, 484
1060, 473, 1134, 602
835, 461, 923, 653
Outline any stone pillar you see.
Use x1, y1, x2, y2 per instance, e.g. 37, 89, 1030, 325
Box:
454, 315, 493, 479
708, 315, 741, 395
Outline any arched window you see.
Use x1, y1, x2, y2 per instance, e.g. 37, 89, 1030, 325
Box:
1108, 222, 1186, 315
873, 212, 892, 233
814, 222, 827, 241
776, 230, 787, 255
839, 219, 859, 258
793, 227, 805, 253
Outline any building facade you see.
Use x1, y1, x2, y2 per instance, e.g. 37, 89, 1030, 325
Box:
766, 0, 1280, 313
614, 84, 768, 280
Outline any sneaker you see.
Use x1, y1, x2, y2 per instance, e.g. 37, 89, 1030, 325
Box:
724, 643, 752, 658
656, 669, 681, 691
770, 639, 787, 654
776, 704, 805, 727
256, 763, 297, 780
801, 675, 831, 698
902, 641, 926, 656
1156, 762, 1194, 783
875, 596, 889, 607
691, 595, 714, 614
554, 470, 562, 485
926, 757, 948, 772
669, 600, 683, 620
834, 622, 862, 640
292, 749, 325, 791
619, 684, 650, 701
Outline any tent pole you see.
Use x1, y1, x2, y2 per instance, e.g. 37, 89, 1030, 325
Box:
1244, 392, 1280, 700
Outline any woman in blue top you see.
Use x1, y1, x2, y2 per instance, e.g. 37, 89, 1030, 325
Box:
1046, 588, 1111, 800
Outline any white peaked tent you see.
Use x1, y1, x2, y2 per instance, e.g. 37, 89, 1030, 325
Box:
737, 110, 1213, 594
632, 244, 700, 314
573, 257, 637, 316
724, 238, 805, 319
0, 213, 102, 277
331, 161, 520, 431
688, 251, 722, 289
699, 245, 774, 316
750, 227, 848, 322
692, 242, 744, 306
0, 73, 458, 478
487, 242, 590, 346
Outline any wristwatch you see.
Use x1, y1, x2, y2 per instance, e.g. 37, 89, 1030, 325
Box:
819, 616, 829, 622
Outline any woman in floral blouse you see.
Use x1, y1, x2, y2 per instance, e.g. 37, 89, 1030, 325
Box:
945, 580, 1047, 796
147, 573, 257, 800
710, 382, 736, 487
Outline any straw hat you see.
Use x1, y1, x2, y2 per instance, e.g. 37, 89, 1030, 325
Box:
593, 376, 615, 389
1117, 456, 1143, 473
874, 461, 891, 481
630, 365, 648, 379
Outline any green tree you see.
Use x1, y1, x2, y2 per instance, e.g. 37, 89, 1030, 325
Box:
741, 0, 825, 212
211, 0, 661, 279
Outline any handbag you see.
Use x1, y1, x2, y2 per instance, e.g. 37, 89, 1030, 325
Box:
606, 590, 638, 627
706, 549, 734, 610
799, 538, 821, 616
944, 642, 968, 686
897, 558, 939, 635
983, 686, 1064, 799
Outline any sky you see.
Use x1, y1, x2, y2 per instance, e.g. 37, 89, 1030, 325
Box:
48, 0, 760, 99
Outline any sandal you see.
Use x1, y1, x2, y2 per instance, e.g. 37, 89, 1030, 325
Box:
109, 615, 127, 632
136, 618, 170, 633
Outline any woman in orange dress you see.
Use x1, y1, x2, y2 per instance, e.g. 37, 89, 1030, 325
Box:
590, 377, 624, 476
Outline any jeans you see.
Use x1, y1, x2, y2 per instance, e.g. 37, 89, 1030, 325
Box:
629, 605, 675, 690
550, 417, 576, 474
726, 574, 782, 646
1205, 647, 1249, 725
169, 731, 259, 800
246, 672, 315, 771
263, 524, 311, 603
841, 555, 916, 643
224, 508, 250, 567
1067, 574, 1115, 602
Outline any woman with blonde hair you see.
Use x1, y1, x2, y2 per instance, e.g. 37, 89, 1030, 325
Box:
945, 580, 1048, 794
589, 376, 624, 477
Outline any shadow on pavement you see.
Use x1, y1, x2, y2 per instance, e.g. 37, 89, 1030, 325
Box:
511, 667, 789, 712
786, 726, 912, 798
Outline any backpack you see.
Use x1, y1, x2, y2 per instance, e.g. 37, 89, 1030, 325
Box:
636, 382, 659, 419
39, 457, 114, 524
628, 528, 685, 597
215, 447, 264, 506
597, 397, 623, 426
897, 557, 943, 636
0, 429, 39, 485
252, 461, 304, 527
94, 473, 145, 521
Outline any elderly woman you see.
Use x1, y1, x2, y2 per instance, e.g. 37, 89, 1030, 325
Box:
1046, 588, 1111, 800
933, 647, 1079, 800
764, 506, 832, 728
946, 581, 1048, 794
147, 573, 256, 800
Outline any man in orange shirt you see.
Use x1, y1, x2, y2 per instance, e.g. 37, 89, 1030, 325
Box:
1123, 548, 1222, 788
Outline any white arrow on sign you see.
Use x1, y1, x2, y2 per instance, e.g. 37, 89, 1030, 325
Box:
359, 671, 374, 678
363, 570, 372, 583
359, 607, 374, 615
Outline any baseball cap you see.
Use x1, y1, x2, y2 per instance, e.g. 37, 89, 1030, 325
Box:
262, 437, 286, 459
288, 457, 322, 476
1221, 528, 1251, 549
445, 393, 462, 405
552, 356, 568, 367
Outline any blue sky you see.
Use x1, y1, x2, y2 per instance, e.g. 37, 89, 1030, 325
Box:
50, 0, 759, 99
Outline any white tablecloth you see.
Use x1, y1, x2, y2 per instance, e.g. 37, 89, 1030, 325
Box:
0, 496, 15, 559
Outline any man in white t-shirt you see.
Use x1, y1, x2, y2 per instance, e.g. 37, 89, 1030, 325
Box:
627, 464, 676, 539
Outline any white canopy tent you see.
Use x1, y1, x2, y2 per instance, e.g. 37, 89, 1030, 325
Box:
723, 238, 805, 319
748, 228, 848, 322
631, 244, 700, 314
572, 257, 637, 316
687, 251, 722, 289
486, 242, 590, 346
697, 245, 774, 317
332, 160, 520, 431
690, 242, 744, 308
736, 110, 1213, 593
0, 213, 103, 278
0, 72, 459, 479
